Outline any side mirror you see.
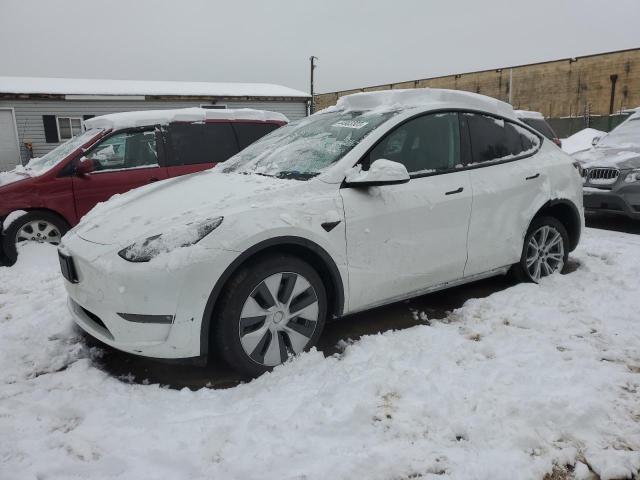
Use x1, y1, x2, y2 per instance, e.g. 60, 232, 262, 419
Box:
345, 159, 410, 187
76, 157, 97, 176
591, 136, 601, 147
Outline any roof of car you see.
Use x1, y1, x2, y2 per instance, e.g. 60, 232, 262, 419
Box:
323, 88, 517, 120
514, 109, 545, 120
0, 76, 310, 99
84, 107, 289, 130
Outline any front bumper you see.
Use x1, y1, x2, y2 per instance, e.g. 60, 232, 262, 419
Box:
583, 185, 640, 220
60, 232, 238, 359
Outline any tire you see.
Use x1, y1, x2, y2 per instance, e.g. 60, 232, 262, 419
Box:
213, 254, 328, 377
2, 210, 69, 264
513, 216, 569, 283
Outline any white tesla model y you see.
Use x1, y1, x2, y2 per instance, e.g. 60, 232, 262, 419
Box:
59, 89, 584, 376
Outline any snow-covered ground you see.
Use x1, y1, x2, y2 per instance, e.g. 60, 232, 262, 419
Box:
1, 229, 639, 480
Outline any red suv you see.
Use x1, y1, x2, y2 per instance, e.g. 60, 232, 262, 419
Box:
0, 108, 287, 264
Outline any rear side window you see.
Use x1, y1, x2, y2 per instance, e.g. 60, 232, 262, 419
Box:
465, 113, 539, 164
168, 122, 239, 166
520, 118, 556, 141
234, 123, 280, 149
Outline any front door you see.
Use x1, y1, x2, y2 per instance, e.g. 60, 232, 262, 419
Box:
72, 128, 168, 219
340, 112, 473, 313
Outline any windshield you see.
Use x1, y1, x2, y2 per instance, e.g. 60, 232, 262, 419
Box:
26, 129, 103, 174
222, 109, 399, 179
597, 113, 640, 149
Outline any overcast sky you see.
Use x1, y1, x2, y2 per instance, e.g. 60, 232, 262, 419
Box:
1, 0, 638, 94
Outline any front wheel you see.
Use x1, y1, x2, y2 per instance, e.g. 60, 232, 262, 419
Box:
513, 216, 569, 283
213, 254, 327, 377
2, 211, 69, 264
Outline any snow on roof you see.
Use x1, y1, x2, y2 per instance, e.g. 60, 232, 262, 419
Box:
0, 76, 310, 99
327, 88, 516, 119
514, 109, 545, 120
84, 107, 289, 130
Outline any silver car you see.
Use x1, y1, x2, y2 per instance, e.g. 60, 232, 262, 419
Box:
573, 109, 640, 220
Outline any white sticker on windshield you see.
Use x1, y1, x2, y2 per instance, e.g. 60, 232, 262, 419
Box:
331, 120, 368, 129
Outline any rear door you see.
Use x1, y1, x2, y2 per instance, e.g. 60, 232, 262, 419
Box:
165, 122, 240, 178
462, 112, 545, 276
71, 127, 168, 219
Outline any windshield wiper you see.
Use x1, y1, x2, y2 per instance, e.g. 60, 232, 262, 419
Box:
276, 171, 319, 180
239, 171, 274, 178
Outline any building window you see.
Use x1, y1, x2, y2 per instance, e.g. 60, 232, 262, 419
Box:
57, 116, 83, 140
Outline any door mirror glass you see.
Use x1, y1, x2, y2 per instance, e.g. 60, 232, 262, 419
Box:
345, 159, 410, 186
76, 157, 96, 176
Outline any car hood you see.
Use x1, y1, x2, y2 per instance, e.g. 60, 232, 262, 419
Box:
73, 169, 303, 246
0, 169, 33, 188
572, 146, 640, 169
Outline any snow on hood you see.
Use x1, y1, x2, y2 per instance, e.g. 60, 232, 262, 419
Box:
572, 146, 640, 169
85, 107, 288, 131
73, 170, 298, 246
562, 128, 606, 155
323, 88, 516, 120
0, 167, 31, 187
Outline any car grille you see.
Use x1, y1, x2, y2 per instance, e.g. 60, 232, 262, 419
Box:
584, 167, 619, 185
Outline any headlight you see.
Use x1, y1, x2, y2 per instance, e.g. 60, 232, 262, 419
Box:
624, 169, 640, 183
118, 217, 223, 262
572, 161, 584, 177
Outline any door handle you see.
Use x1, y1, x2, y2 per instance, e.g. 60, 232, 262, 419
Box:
445, 187, 464, 195
148, 177, 159, 183
525, 173, 540, 180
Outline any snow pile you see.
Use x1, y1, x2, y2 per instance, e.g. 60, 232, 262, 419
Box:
562, 128, 606, 155
85, 107, 288, 131
1, 230, 640, 479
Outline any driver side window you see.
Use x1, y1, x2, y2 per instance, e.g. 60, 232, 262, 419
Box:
86, 130, 158, 171
368, 112, 461, 174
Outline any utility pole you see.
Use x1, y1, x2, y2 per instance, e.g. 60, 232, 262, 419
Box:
309, 56, 318, 115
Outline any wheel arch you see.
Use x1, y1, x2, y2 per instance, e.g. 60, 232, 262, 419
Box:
530, 199, 582, 252
199, 236, 346, 356
2, 207, 72, 232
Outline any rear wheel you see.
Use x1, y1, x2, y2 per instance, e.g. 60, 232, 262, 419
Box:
2, 211, 69, 264
213, 254, 327, 377
513, 216, 568, 283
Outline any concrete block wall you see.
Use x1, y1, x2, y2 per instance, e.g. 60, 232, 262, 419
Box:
314, 48, 640, 118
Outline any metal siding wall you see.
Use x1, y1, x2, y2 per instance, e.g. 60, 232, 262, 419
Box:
0, 99, 307, 163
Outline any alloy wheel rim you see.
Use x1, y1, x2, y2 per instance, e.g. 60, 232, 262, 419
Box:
15, 220, 62, 245
525, 225, 564, 281
239, 272, 319, 367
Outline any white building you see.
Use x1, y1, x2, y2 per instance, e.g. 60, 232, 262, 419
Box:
0, 76, 310, 171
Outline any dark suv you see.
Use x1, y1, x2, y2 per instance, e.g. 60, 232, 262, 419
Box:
515, 110, 562, 148
0, 107, 287, 263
